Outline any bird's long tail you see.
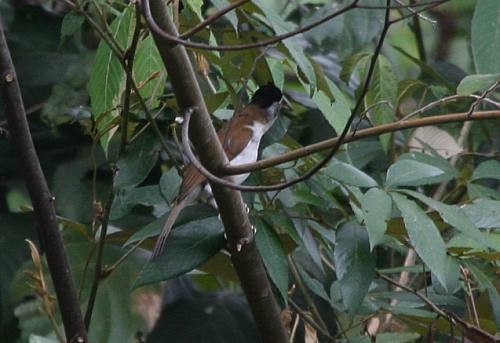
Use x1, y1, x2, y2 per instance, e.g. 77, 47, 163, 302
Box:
152, 197, 188, 258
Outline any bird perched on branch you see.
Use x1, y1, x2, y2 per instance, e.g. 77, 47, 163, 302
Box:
152, 83, 283, 258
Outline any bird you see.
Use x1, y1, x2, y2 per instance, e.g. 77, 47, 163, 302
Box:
152, 83, 283, 258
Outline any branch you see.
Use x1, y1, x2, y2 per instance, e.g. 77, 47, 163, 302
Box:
0, 18, 88, 343
142, 0, 359, 51
146, 2, 288, 341
222, 110, 500, 176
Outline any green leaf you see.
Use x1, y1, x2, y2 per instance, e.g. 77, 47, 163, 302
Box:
401, 152, 457, 180
340, 51, 371, 83
60, 10, 84, 43
186, 0, 204, 20
263, 211, 302, 245
334, 222, 375, 315
457, 74, 500, 95
391, 193, 456, 291
110, 185, 164, 220
297, 266, 330, 302
365, 55, 398, 150
134, 217, 225, 287
399, 189, 494, 249
311, 79, 351, 135
159, 168, 182, 204
467, 183, 500, 200
89, 6, 134, 152
397, 79, 426, 107
133, 35, 165, 101
255, 219, 289, 303
471, 160, 500, 181
125, 204, 218, 246
253, 1, 316, 86
360, 188, 392, 250
472, 0, 500, 73
462, 199, 500, 229
114, 131, 159, 190
386, 160, 446, 187
211, 0, 238, 32
324, 160, 377, 188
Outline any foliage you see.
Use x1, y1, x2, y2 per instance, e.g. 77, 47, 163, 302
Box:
0, 0, 499, 342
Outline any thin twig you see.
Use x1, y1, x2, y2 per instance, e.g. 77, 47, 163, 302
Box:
395, 0, 437, 25
402, 94, 500, 120
389, 0, 449, 24
84, 191, 114, 329
466, 80, 500, 117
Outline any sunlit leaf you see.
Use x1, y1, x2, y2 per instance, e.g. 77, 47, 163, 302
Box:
89, 6, 134, 152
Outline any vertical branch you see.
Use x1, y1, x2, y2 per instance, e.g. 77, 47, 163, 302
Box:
0, 18, 88, 343
145, 1, 288, 342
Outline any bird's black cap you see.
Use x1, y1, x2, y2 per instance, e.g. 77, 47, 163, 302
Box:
250, 83, 282, 108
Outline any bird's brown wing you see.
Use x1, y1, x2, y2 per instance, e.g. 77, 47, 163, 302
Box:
177, 107, 260, 200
